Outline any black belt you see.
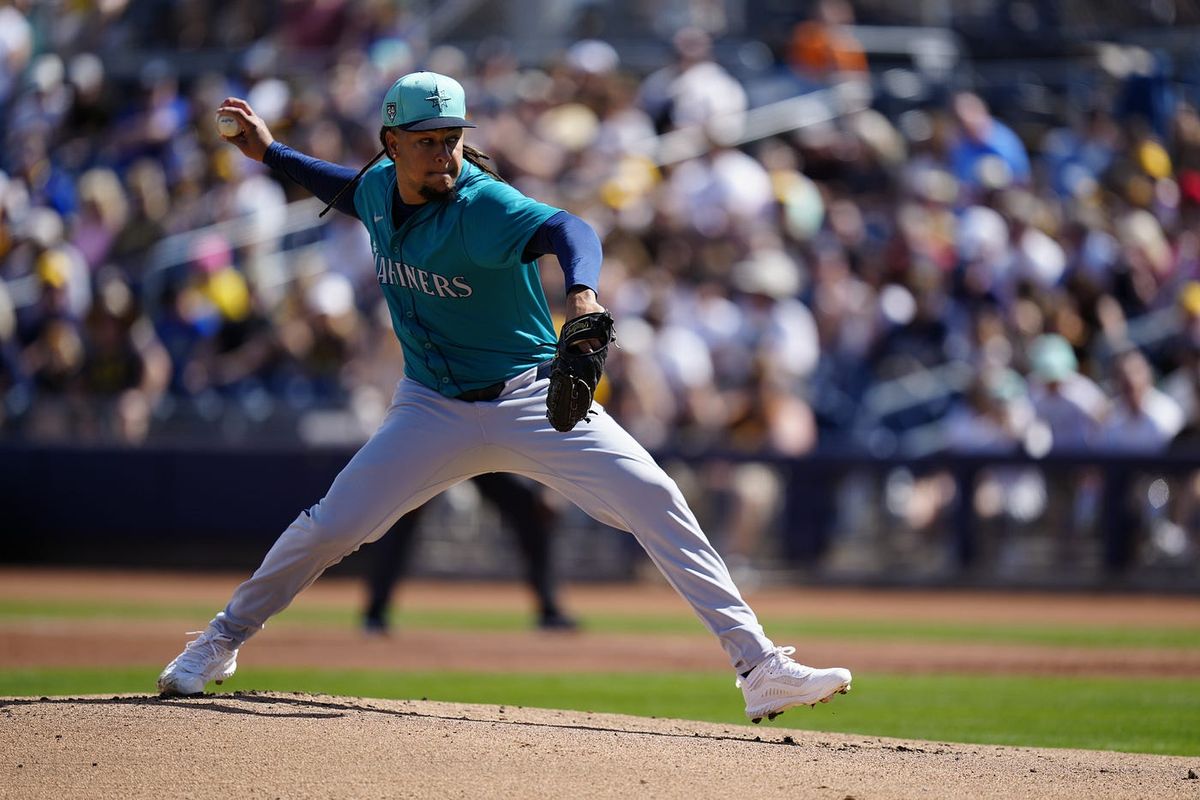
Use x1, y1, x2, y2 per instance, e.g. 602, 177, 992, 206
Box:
454, 361, 553, 403
455, 381, 506, 402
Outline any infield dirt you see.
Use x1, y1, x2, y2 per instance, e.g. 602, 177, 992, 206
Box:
3, 692, 1199, 799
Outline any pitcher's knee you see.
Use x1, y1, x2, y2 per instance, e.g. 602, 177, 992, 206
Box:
614, 469, 694, 520
285, 503, 375, 554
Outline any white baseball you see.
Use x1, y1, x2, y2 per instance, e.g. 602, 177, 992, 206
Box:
216, 114, 240, 137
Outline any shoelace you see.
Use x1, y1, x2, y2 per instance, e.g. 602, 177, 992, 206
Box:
739, 645, 799, 687
761, 646, 797, 676
177, 630, 234, 669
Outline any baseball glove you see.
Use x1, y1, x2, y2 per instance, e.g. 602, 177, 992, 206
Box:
545, 310, 616, 432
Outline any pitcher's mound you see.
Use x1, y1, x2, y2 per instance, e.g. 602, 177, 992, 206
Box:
2, 691, 1194, 799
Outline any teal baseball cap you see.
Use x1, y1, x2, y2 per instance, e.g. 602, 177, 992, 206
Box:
380, 71, 476, 131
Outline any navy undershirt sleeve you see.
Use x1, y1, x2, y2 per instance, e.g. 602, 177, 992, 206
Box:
263, 142, 361, 219
522, 211, 602, 296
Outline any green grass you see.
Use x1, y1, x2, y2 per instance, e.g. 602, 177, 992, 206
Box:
3, 598, 1198, 650
6, 593, 1196, 755
1, 667, 1196, 756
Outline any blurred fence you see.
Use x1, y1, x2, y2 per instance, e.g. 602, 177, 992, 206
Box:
3, 442, 1197, 591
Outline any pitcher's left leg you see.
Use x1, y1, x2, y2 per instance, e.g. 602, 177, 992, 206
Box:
487, 397, 774, 673
502, 405, 853, 718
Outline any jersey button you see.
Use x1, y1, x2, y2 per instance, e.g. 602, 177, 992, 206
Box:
424, 343, 432, 350
441, 377, 450, 384
406, 312, 414, 318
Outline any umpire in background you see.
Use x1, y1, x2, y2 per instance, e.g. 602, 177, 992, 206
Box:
362, 473, 577, 633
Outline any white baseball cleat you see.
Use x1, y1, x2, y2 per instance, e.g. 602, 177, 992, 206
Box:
157, 626, 239, 696
737, 646, 852, 724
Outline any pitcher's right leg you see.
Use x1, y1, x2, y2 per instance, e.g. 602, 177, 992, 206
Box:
158, 380, 485, 696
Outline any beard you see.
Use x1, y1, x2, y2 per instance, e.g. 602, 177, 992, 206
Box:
418, 183, 458, 202
418, 162, 461, 201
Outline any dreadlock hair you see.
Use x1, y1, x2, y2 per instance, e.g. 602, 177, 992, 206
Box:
463, 143, 505, 182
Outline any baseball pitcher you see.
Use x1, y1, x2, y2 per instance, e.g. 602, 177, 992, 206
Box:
158, 71, 851, 723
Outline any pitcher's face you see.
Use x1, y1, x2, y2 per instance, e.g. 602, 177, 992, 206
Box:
387, 127, 464, 204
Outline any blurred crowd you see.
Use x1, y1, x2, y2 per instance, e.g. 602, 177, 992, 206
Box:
4, 0, 1200, 571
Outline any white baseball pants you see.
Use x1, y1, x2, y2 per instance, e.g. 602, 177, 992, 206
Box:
210, 364, 776, 674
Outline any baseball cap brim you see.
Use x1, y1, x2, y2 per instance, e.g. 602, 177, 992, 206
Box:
397, 116, 477, 131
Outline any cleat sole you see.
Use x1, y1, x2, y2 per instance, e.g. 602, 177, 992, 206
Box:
745, 679, 853, 723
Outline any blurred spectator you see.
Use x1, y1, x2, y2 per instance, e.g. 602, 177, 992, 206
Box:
71, 168, 128, 272
1163, 283, 1200, 433
637, 27, 747, 143
943, 367, 1032, 454
1040, 107, 1121, 200
19, 254, 85, 440
111, 59, 191, 175
663, 139, 775, 238
8, 131, 76, 219
1026, 333, 1107, 450
76, 269, 170, 443
14, 222, 91, 342
108, 159, 170, 281
714, 350, 818, 580
942, 367, 1047, 567
280, 0, 353, 53
192, 234, 252, 327
703, 242, 819, 576
62, 53, 112, 144
0, 2, 33, 107
1096, 346, 1188, 571
1115, 49, 1176, 142
1026, 333, 1108, 564
153, 277, 220, 398
1098, 347, 1185, 451
1114, 208, 1176, 315
787, 0, 868, 82
949, 91, 1032, 192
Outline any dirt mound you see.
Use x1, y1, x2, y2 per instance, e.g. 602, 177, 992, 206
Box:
3, 692, 1196, 799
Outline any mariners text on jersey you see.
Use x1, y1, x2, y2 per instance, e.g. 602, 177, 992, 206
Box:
374, 249, 474, 298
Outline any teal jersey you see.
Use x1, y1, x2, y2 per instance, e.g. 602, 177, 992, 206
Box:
353, 160, 561, 396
